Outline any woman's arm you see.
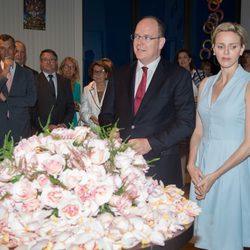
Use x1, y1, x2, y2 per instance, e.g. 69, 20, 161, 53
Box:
79, 89, 92, 125
187, 78, 207, 186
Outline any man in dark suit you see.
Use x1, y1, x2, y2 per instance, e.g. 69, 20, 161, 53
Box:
14, 40, 38, 76
34, 49, 74, 132
0, 34, 37, 147
99, 16, 196, 188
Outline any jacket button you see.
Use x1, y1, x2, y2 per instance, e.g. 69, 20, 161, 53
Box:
131, 125, 135, 129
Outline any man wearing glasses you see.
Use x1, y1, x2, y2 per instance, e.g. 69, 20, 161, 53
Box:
34, 49, 74, 132
99, 16, 195, 187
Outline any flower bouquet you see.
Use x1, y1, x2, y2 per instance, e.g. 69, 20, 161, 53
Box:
0, 126, 200, 250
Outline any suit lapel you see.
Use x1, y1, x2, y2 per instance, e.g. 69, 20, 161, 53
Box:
89, 83, 101, 110
55, 74, 62, 103
129, 63, 137, 115
134, 59, 166, 117
10, 64, 21, 93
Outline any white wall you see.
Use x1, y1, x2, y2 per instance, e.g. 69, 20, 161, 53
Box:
241, 0, 250, 49
0, 0, 83, 81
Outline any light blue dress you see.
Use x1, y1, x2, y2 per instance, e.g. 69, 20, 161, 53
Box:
190, 65, 250, 250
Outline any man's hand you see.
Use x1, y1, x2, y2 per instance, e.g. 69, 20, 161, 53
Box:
2, 58, 13, 77
48, 124, 58, 131
128, 138, 152, 155
0, 92, 7, 102
56, 123, 67, 128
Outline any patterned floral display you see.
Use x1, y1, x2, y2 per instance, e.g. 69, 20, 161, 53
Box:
0, 126, 200, 250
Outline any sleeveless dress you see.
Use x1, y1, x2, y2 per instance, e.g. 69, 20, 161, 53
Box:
190, 65, 250, 250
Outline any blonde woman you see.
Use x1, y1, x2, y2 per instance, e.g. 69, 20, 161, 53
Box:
59, 57, 81, 127
188, 22, 250, 250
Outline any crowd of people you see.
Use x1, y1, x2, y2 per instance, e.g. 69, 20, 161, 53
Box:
1, 16, 250, 250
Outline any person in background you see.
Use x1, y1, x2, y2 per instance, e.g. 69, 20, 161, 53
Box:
14, 40, 38, 76
101, 57, 114, 80
240, 49, 250, 72
0, 34, 36, 147
187, 22, 250, 250
79, 60, 110, 126
34, 49, 74, 132
101, 57, 114, 71
59, 57, 81, 127
201, 59, 214, 77
99, 16, 196, 188
176, 48, 205, 101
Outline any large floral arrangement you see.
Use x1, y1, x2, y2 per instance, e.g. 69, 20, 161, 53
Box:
0, 126, 200, 250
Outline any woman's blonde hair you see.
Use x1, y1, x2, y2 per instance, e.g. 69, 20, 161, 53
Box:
211, 22, 248, 47
59, 57, 80, 83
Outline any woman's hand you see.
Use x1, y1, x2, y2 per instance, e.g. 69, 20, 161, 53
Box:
196, 172, 218, 199
187, 164, 206, 200
90, 115, 99, 125
74, 101, 80, 112
187, 164, 203, 186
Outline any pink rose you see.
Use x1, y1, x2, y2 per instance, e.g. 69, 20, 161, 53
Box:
12, 178, 37, 202
40, 186, 70, 208
75, 184, 91, 203
36, 174, 50, 189
22, 198, 41, 212
59, 169, 86, 190
87, 139, 110, 165
42, 154, 65, 176
58, 199, 82, 221
109, 195, 132, 215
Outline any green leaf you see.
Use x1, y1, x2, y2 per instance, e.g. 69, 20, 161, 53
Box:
39, 106, 54, 135
51, 208, 59, 217
48, 175, 67, 189
9, 174, 23, 183
114, 184, 125, 196
99, 203, 114, 215
146, 157, 160, 165
0, 131, 14, 161
73, 141, 82, 147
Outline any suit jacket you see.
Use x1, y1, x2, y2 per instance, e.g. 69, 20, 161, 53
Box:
0, 64, 37, 147
99, 58, 196, 187
23, 65, 39, 77
34, 72, 74, 132
80, 80, 107, 126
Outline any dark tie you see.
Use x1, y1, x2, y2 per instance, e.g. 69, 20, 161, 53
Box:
134, 66, 148, 114
48, 74, 55, 97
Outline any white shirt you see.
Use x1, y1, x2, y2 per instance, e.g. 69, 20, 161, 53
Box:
134, 57, 161, 97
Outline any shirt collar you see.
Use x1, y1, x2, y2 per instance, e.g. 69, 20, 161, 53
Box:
43, 72, 56, 79
137, 56, 161, 72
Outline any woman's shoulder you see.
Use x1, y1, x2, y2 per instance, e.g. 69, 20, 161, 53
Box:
84, 81, 96, 91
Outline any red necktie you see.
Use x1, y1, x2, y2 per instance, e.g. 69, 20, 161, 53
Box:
134, 66, 148, 114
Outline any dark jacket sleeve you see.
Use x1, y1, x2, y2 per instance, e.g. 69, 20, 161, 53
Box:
98, 75, 116, 126
62, 78, 75, 127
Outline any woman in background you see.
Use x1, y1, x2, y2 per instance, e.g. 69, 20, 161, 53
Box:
176, 48, 205, 102
79, 60, 110, 126
240, 49, 250, 72
201, 59, 214, 77
59, 57, 81, 127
